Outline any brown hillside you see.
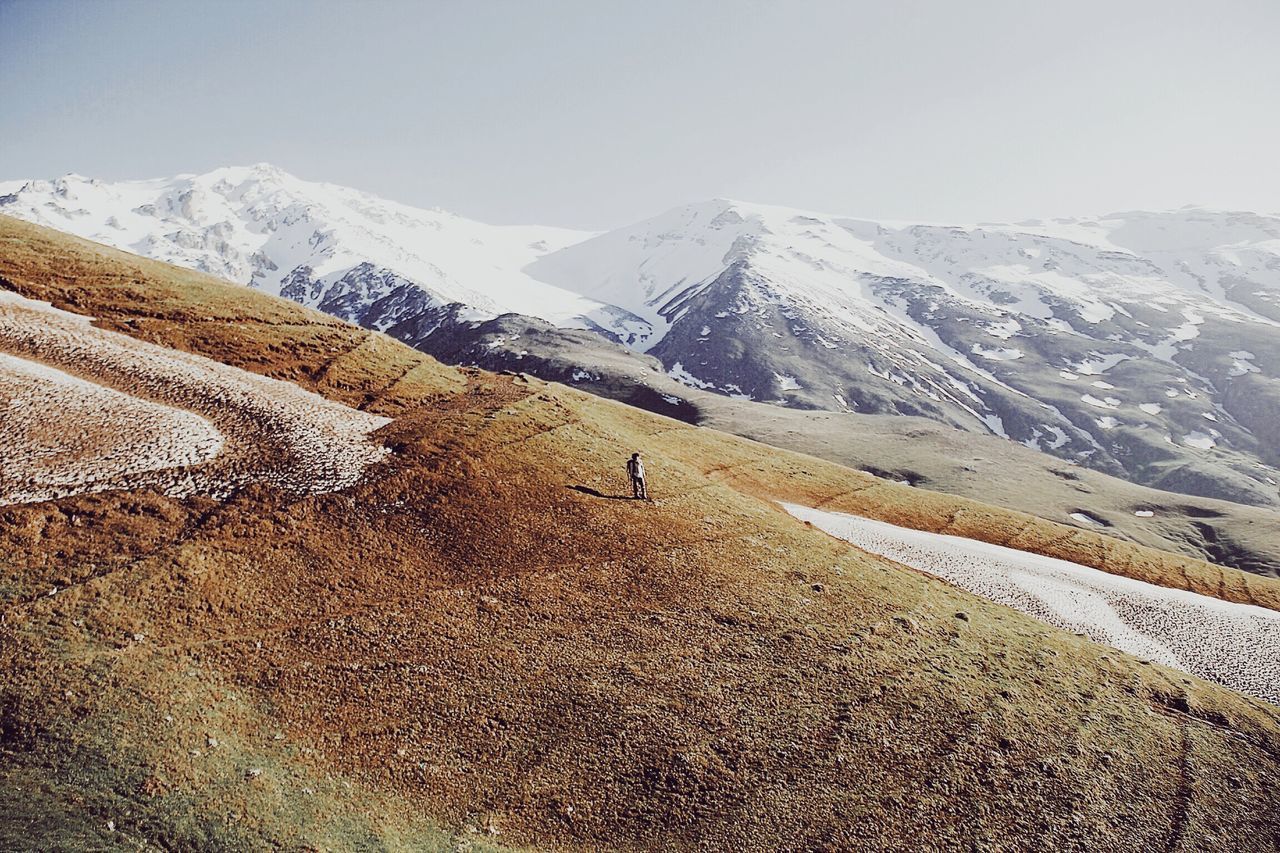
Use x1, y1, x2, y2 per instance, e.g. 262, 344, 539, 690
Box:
2, 215, 1279, 851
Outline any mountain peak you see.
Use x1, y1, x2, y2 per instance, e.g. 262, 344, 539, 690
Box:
193, 162, 297, 188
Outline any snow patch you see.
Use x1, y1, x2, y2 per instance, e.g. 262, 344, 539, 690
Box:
1042, 425, 1069, 450
1182, 431, 1217, 450
1228, 350, 1260, 377
1081, 394, 1121, 410
774, 373, 802, 391
782, 503, 1280, 704
971, 343, 1024, 361
1074, 353, 1129, 375
980, 414, 1010, 439
667, 362, 714, 389
984, 318, 1022, 340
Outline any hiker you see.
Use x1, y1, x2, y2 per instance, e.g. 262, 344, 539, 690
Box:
627, 452, 648, 500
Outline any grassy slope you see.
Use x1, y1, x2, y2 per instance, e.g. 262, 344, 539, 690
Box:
2, 215, 1280, 851
438, 314, 1280, 575
701, 399, 1280, 578
697, 399, 1280, 579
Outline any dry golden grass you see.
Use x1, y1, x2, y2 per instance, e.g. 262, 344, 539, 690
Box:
2, 215, 1280, 851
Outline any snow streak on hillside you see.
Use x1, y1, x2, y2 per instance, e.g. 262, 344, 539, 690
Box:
784, 503, 1280, 704
0, 288, 390, 503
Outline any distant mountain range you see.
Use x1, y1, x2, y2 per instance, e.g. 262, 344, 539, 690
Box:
4, 165, 1278, 505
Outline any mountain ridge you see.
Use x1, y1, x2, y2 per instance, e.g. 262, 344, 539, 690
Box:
4, 166, 1279, 506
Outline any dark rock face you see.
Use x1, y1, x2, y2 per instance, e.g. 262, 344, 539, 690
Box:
385, 312, 699, 425
278, 262, 453, 335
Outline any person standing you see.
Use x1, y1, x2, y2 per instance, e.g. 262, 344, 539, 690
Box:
627, 452, 648, 500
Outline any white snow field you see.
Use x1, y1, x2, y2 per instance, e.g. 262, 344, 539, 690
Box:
0, 288, 390, 504
782, 503, 1280, 704
0, 165, 600, 326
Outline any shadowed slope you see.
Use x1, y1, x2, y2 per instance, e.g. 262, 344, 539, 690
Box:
2, 215, 1280, 850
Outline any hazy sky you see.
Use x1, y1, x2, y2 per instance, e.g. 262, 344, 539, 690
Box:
3, 0, 1278, 228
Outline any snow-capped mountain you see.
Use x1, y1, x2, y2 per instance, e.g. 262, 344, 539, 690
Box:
526, 199, 1280, 504
0, 164, 632, 336
3, 165, 1278, 505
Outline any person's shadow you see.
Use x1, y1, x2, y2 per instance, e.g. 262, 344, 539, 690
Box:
567, 485, 636, 501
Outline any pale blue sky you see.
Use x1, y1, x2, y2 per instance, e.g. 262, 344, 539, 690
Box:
2, 0, 1278, 228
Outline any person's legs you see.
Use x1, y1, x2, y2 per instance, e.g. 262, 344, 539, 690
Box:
638, 478, 648, 500
631, 477, 641, 499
